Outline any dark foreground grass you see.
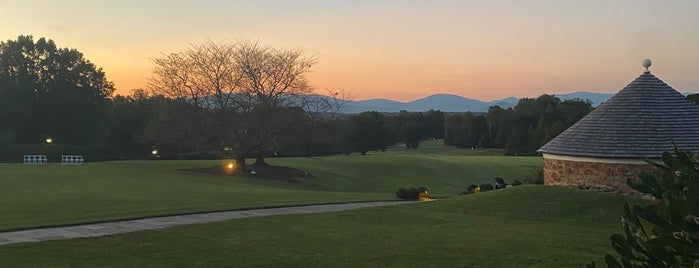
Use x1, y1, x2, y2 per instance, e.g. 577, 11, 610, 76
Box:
0, 151, 540, 231
0, 186, 638, 267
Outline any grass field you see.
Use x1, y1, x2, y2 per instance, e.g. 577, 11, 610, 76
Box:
0, 186, 637, 267
0, 140, 541, 231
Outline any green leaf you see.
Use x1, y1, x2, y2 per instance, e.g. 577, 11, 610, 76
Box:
605, 254, 624, 268
634, 204, 671, 229
620, 257, 632, 268
662, 151, 675, 167
611, 234, 633, 257
622, 203, 644, 231
629, 173, 663, 198
624, 228, 649, 259
646, 236, 680, 262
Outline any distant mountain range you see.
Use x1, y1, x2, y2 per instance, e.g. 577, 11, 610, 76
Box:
339, 92, 616, 113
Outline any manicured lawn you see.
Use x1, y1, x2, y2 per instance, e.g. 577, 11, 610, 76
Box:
269, 154, 539, 195
388, 138, 508, 156
0, 144, 541, 231
0, 186, 636, 267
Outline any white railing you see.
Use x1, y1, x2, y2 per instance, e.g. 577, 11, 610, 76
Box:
61, 155, 84, 165
23, 155, 48, 165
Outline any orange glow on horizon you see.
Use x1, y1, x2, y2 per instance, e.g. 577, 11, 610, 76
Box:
9, 2, 695, 102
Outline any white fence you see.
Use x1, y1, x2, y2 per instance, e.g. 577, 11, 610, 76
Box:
61, 155, 84, 165
23, 155, 48, 165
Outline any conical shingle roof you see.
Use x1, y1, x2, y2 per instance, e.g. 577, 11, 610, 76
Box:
538, 71, 699, 158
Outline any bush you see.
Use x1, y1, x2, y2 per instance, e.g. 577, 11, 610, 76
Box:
464, 184, 479, 194
512, 180, 523, 186
395, 187, 428, 200
588, 147, 699, 268
523, 165, 544, 184
479, 184, 494, 192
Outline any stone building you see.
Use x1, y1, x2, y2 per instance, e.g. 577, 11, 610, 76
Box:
537, 60, 699, 191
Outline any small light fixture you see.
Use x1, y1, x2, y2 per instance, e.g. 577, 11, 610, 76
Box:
151, 149, 158, 155
224, 161, 236, 175
45, 138, 53, 144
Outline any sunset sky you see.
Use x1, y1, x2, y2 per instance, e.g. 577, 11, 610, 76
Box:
2, 0, 698, 101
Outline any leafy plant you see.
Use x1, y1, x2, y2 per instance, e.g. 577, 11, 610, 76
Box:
589, 147, 699, 268
464, 184, 479, 194
479, 184, 494, 192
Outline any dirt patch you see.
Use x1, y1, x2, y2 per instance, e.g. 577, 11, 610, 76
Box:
181, 164, 315, 183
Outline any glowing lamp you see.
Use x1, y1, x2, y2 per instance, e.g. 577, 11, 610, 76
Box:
224, 161, 236, 175
419, 191, 431, 201
45, 138, 53, 144
151, 149, 158, 155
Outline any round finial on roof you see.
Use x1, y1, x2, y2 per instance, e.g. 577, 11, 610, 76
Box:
642, 58, 652, 72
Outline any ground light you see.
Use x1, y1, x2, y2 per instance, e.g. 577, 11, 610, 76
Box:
419, 191, 433, 201
224, 161, 236, 175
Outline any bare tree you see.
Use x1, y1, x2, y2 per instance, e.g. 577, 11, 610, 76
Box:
149, 40, 243, 150
232, 40, 318, 166
149, 39, 326, 172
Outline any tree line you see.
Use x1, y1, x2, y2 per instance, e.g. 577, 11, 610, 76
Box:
445, 95, 594, 155
3, 35, 629, 164
0, 36, 445, 166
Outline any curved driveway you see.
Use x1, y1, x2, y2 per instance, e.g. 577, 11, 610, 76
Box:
0, 201, 415, 246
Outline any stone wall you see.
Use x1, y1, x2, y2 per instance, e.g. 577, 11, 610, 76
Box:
543, 157, 656, 192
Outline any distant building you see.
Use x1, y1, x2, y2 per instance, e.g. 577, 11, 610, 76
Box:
537, 60, 699, 191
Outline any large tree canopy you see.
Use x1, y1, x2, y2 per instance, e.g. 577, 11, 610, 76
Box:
0, 35, 114, 145
444, 94, 593, 155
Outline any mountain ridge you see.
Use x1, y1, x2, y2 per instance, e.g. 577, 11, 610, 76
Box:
340, 91, 616, 113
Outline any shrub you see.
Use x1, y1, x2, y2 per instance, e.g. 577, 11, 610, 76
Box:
512, 180, 523, 186
588, 147, 699, 268
523, 165, 544, 184
479, 184, 494, 192
465, 184, 479, 194
395, 188, 409, 199
395, 187, 428, 200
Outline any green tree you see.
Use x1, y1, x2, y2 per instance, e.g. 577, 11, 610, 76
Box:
501, 95, 591, 155
106, 90, 150, 158
139, 95, 216, 158
423, 109, 446, 140
444, 113, 487, 149
687, 93, 699, 106
395, 110, 426, 149
345, 111, 397, 155
0, 35, 114, 145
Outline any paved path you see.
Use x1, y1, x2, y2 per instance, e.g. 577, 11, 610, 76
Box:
0, 201, 414, 246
